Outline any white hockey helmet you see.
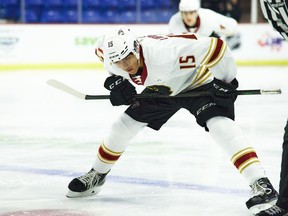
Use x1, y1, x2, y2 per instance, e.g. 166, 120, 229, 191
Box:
103, 25, 139, 64
179, 0, 200, 12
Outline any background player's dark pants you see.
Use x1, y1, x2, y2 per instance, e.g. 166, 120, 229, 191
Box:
277, 119, 288, 209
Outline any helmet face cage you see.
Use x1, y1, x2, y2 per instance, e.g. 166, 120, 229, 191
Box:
179, 0, 200, 12
104, 26, 139, 64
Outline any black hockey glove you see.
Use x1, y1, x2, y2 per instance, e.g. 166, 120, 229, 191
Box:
104, 75, 136, 106
212, 78, 239, 107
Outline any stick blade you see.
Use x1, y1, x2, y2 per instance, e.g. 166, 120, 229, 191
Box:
47, 79, 86, 100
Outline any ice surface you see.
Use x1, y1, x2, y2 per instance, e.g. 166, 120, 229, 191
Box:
0, 67, 287, 216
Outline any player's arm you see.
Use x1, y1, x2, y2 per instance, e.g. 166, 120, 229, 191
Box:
95, 36, 105, 62
208, 9, 239, 37
212, 77, 239, 107
104, 75, 136, 106
211, 10, 241, 49
95, 47, 104, 62
94, 36, 136, 106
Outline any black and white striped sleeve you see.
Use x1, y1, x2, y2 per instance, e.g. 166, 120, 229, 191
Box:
260, 0, 288, 41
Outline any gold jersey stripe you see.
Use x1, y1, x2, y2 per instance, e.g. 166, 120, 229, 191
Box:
201, 38, 217, 65
206, 41, 227, 68
193, 69, 212, 87
201, 38, 227, 67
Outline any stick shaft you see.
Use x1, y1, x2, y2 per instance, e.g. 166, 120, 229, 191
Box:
84, 89, 281, 100
47, 79, 281, 100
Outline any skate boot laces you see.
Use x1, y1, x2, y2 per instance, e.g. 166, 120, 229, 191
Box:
265, 206, 286, 215
251, 178, 273, 197
78, 169, 100, 188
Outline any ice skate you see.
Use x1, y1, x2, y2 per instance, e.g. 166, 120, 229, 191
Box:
66, 168, 109, 198
246, 177, 278, 214
256, 205, 288, 216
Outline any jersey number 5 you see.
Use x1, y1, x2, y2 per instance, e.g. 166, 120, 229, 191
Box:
179, 55, 196, 69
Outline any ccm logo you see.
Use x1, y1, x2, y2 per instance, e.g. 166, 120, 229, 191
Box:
213, 83, 228, 92
197, 103, 216, 115
109, 78, 123, 89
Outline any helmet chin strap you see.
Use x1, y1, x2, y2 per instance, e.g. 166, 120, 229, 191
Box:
132, 54, 143, 77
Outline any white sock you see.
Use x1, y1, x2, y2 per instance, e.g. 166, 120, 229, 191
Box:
93, 113, 147, 173
206, 116, 266, 185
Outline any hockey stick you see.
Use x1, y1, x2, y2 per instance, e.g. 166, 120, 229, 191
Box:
47, 79, 282, 100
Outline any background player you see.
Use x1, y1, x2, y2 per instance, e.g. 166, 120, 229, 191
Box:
168, 0, 241, 50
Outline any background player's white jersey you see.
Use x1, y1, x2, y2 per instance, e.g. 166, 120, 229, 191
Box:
101, 34, 237, 96
169, 8, 238, 37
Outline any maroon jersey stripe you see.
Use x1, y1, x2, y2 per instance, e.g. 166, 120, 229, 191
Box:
168, 34, 198, 40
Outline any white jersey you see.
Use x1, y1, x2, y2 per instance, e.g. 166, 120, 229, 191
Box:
168, 8, 238, 37
99, 33, 237, 96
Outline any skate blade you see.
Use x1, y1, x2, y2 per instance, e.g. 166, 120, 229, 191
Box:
66, 186, 101, 198
249, 199, 277, 215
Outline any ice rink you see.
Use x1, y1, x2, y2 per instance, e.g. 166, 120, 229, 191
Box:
0, 66, 287, 216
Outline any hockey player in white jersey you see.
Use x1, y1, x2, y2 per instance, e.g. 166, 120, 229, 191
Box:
67, 26, 278, 214
168, 0, 241, 49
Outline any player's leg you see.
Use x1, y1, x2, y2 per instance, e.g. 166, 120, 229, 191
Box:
185, 83, 278, 214
67, 112, 147, 198
67, 91, 179, 198
206, 116, 278, 214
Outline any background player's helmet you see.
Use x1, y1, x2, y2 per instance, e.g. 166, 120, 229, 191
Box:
179, 0, 200, 12
103, 26, 139, 64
